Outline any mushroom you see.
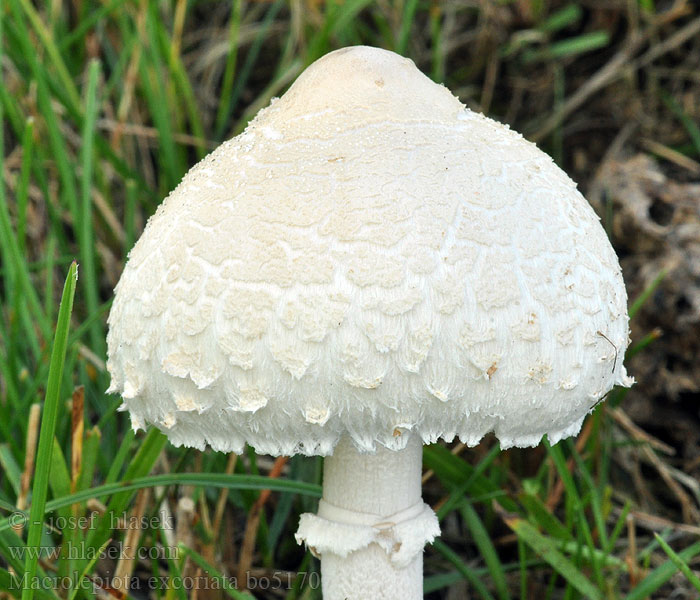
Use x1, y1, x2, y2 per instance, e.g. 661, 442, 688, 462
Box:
107, 46, 633, 599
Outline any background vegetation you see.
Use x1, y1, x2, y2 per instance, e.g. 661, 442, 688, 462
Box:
1, 0, 699, 598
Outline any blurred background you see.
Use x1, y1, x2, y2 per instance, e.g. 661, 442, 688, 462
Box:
1, 1, 699, 598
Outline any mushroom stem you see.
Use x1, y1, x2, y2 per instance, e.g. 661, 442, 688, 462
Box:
296, 435, 440, 599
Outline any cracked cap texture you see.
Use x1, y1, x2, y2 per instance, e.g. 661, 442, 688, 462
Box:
107, 45, 633, 456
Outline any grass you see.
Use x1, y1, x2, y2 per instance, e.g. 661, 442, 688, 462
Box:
20, 262, 77, 600
1, 1, 700, 599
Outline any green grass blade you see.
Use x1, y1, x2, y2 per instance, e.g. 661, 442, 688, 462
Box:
659, 90, 700, 157
0, 528, 30, 577
545, 440, 599, 575
625, 541, 700, 600
124, 180, 137, 253
66, 538, 111, 600
8, 0, 80, 221
76, 426, 101, 495
0, 566, 58, 600
214, 0, 242, 137
653, 534, 700, 591
47, 439, 72, 521
432, 538, 496, 600
626, 328, 662, 359
430, 4, 444, 82
0, 62, 51, 341
83, 427, 167, 553
396, 0, 420, 55
424, 571, 468, 594
504, 516, 603, 600
538, 4, 582, 33
523, 31, 610, 64
228, 1, 284, 131
0, 473, 321, 535
59, 0, 129, 51
16, 117, 34, 255
158, 527, 188, 600
104, 429, 134, 485
605, 502, 631, 555
154, 12, 206, 159
138, 53, 181, 191
628, 268, 667, 320
567, 442, 609, 550
21, 262, 78, 600
17, 0, 81, 110
80, 59, 103, 356
59, 473, 321, 515
547, 31, 610, 59
178, 544, 256, 599
0, 445, 22, 495
518, 490, 573, 542
518, 537, 527, 600
461, 503, 511, 600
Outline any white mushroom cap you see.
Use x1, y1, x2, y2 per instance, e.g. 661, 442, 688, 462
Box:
107, 46, 633, 456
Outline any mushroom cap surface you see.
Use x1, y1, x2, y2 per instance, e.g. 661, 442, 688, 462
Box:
107, 46, 632, 456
